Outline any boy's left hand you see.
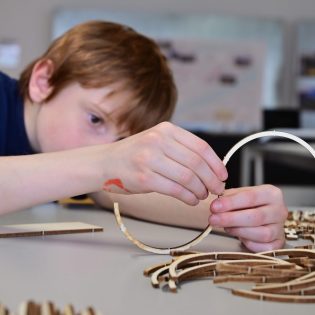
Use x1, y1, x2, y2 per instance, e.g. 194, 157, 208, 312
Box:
209, 184, 288, 252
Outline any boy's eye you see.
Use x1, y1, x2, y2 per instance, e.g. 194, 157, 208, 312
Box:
89, 114, 103, 125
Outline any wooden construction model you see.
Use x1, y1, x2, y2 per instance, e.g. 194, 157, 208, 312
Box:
0, 301, 102, 315
143, 248, 315, 303
285, 209, 315, 245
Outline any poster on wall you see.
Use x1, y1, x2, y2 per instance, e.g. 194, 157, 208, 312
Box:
53, 10, 283, 134
297, 21, 315, 109
157, 38, 265, 133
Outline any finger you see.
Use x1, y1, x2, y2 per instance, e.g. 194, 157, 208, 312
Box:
141, 171, 200, 206
151, 154, 208, 200
209, 205, 283, 228
224, 224, 284, 243
163, 138, 225, 195
240, 237, 286, 253
172, 125, 228, 182
210, 185, 283, 213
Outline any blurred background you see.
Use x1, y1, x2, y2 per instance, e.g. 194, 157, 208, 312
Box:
1, 0, 315, 206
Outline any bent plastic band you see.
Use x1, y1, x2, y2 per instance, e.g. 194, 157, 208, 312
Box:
114, 130, 315, 254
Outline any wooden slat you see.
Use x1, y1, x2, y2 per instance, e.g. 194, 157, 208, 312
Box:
0, 222, 103, 238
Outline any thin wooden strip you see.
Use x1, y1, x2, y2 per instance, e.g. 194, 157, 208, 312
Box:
214, 274, 296, 284
253, 277, 315, 293
295, 244, 315, 250
261, 249, 315, 259
41, 301, 56, 315
170, 250, 200, 256
232, 289, 315, 303
0, 222, 103, 238
114, 202, 212, 255
168, 252, 286, 280
181, 271, 217, 282
143, 261, 172, 277
63, 305, 75, 315
293, 271, 315, 282
249, 268, 306, 277
168, 279, 178, 293
284, 286, 315, 296
85, 307, 96, 315
175, 262, 218, 280
0, 304, 9, 315
32, 302, 41, 315
151, 265, 171, 288
216, 262, 304, 277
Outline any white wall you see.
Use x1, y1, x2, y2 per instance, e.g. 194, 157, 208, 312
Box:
1, 0, 315, 79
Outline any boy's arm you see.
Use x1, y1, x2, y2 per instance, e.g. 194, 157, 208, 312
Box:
0, 122, 227, 215
0, 147, 106, 214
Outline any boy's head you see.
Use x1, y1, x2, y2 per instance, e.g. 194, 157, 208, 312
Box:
19, 20, 177, 136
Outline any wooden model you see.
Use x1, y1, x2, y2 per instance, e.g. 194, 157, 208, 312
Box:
0, 301, 102, 315
143, 248, 315, 303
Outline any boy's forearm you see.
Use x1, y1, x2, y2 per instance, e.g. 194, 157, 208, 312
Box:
0, 146, 108, 214
90, 191, 215, 230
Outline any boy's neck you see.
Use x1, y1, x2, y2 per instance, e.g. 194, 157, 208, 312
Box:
24, 99, 41, 153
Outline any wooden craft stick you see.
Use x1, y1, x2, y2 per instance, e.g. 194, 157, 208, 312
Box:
0, 222, 103, 238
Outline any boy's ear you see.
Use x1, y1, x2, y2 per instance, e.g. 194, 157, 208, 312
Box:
28, 59, 54, 103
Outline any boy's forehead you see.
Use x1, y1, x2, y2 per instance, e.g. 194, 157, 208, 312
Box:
86, 82, 134, 110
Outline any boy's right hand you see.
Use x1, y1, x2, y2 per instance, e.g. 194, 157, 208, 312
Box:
102, 122, 227, 205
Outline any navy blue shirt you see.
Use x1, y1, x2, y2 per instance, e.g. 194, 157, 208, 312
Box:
0, 72, 34, 156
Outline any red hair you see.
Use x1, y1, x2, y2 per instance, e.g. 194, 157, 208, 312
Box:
19, 20, 177, 134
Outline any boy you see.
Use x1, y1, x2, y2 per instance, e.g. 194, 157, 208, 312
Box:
0, 20, 287, 252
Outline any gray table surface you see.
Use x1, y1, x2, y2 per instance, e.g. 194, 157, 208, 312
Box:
0, 203, 313, 315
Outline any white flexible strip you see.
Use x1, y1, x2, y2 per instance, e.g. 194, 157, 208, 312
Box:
223, 130, 315, 165
115, 130, 315, 254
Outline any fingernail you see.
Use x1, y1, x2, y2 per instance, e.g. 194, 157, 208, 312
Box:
214, 182, 225, 196
211, 200, 222, 212
220, 170, 228, 181
203, 191, 209, 199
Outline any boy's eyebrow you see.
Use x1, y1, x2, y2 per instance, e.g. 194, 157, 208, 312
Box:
99, 107, 115, 122
91, 101, 116, 123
